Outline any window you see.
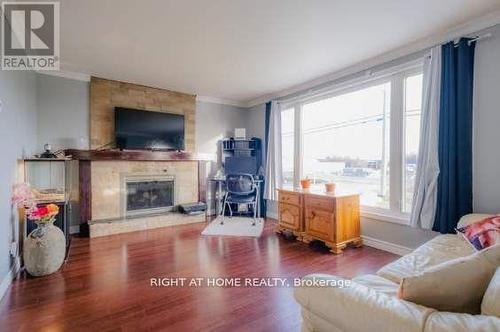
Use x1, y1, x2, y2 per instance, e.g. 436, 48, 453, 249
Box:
302, 83, 391, 209
281, 107, 295, 189
403, 73, 423, 212
279, 63, 424, 222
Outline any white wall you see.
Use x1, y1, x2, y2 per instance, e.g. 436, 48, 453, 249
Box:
36, 74, 90, 151
0, 71, 37, 289
473, 24, 500, 214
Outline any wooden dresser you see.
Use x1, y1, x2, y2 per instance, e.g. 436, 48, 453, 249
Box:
276, 189, 305, 240
277, 189, 361, 254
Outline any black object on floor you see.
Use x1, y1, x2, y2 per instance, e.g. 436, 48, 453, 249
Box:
179, 202, 207, 214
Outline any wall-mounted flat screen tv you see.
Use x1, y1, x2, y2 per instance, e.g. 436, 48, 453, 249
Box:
115, 107, 185, 151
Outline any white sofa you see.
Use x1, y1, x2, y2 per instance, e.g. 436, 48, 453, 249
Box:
294, 214, 500, 332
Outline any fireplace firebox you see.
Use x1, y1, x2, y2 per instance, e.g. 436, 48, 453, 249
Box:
123, 175, 175, 216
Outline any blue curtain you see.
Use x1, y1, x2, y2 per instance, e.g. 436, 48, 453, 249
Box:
433, 38, 475, 234
265, 101, 272, 152
262, 101, 272, 217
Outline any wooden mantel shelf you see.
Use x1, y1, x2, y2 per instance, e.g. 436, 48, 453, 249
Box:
64, 149, 212, 162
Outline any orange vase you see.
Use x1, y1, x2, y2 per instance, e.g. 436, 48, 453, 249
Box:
300, 179, 311, 189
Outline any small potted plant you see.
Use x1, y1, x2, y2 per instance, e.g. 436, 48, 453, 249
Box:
300, 177, 311, 189
325, 182, 336, 194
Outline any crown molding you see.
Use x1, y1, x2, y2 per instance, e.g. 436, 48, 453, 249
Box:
36, 68, 248, 107
245, 10, 500, 107
35, 69, 91, 82
35, 10, 500, 109
196, 95, 247, 108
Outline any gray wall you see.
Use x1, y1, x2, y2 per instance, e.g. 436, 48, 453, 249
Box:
361, 217, 436, 249
473, 24, 500, 214
246, 103, 267, 164
195, 101, 248, 160
245, 103, 266, 142
195, 100, 249, 213
0, 71, 37, 284
36, 74, 90, 151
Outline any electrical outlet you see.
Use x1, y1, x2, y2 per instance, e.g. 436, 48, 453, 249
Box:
9, 242, 18, 257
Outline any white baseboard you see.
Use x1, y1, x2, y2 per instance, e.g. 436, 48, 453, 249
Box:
0, 256, 21, 302
69, 225, 80, 235
361, 235, 412, 256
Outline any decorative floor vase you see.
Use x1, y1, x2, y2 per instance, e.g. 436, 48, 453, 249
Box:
24, 221, 65, 277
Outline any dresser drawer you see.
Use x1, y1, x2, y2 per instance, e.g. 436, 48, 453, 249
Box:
304, 195, 335, 212
279, 191, 300, 206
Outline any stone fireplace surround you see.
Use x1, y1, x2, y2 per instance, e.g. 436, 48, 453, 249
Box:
66, 149, 209, 238
91, 161, 198, 221
70, 77, 207, 237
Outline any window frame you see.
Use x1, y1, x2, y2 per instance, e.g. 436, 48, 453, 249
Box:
279, 61, 424, 225
402, 70, 425, 213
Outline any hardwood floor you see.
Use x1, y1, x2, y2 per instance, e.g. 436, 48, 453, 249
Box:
0, 219, 398, 332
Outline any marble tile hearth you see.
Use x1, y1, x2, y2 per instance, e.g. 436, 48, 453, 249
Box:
89, 213, 205, 237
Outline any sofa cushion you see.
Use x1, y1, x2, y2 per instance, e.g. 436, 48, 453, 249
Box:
479, 244, 500, 266
377, 234, 474, 283
482, 267, 500, 317
301, 309, 344, 332
398, 250, 497, 314
294, 274, 434, 332
424, 312, 500, 332
352, 274, 399, 297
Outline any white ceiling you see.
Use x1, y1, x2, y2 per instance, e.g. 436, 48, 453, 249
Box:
59, 0, 500, 105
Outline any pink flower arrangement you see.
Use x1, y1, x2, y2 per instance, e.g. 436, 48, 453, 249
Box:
12, 183, 36, 213
12, 183, 60, 224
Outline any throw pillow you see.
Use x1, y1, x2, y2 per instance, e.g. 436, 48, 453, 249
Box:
457, 214, 493, 229
457, 215, 500, 251
398, 250, 497, 314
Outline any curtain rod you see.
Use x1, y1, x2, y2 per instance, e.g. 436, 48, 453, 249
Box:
454, 32, 492, 47
277, 30, 494, 104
